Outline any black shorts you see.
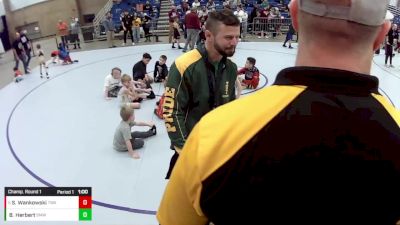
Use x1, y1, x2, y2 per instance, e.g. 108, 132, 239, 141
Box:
108, 86, 122, 98
133, 77, 144, 82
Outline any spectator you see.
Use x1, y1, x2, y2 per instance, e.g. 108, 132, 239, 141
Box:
69, 17, 81, 49
121, 10, 135, 46
385, 24, 397, 67
234, 5, 248, 39
12, 32, 29, 74
283, 22, 295, 49
168, 6, 178, 43
142, 13, 152, 42
249, 4, 258, 23
182, 7, 201, 52
182, 1, 190, 13
260, 0, 269, 9
198, 6, 209, 19
144, 1, 153, 14
192, 0, 201, 9
102, 11, 116, 48
223, 0, 230, 8
19, 30, 32, 71
57, 20, 69, 49
207, 0, 216, 11
132, 13, 142, 43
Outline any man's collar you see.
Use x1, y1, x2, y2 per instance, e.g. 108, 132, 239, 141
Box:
197, 45, 227, 66
274, 67, 379, 94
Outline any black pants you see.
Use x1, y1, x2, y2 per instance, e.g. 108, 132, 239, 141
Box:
61, 36, 69, 49
108, 86, 122, 98
123, 28, 134, 43
143, 27, 150, 37
385, 44, 393, 65
70, 34, 80, 48
130, 130, 154, 150
283, 32, 293, 46
25, 49, 32, 67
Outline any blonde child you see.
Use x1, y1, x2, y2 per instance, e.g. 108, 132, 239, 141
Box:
36, 44, 49, 79
118, 74, 149, 109
113, 106, 157, 159
132, 14, 142, 43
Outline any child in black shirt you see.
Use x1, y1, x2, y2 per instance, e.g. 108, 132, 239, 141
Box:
154, 55, 169, 83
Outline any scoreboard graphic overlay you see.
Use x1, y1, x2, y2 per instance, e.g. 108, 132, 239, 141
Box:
4, 187, 92, 221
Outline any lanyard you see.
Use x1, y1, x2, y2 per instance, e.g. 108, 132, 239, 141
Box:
203, 57, 226, 109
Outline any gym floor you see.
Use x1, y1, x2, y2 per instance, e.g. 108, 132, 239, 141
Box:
1, 42, 399, 225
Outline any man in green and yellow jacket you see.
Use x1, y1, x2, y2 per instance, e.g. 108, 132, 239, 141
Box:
163, 9, 241, 178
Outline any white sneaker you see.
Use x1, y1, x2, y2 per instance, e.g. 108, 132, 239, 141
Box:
132, 43, 135, 46
121, 43, 126, 46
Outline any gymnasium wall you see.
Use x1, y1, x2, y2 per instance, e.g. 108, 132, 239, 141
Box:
5, 0, 109, 39
79, 0, 109, 18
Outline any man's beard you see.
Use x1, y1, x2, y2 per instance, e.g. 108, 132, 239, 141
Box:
214, 42, 236, 57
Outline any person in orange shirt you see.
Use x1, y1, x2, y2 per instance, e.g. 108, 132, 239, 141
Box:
57, 20, 69, 49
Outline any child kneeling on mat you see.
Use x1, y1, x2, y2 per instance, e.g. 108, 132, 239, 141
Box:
113, 106, 157, 159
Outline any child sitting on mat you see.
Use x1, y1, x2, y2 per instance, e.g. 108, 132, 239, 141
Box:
237, 57, 260, 89
118, 74, 150, 109
113, 106, 157, 159
154, 55, 169, 83
104, 67, 122, 100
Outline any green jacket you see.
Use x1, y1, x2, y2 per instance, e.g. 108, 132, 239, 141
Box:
163, 46, 238, 150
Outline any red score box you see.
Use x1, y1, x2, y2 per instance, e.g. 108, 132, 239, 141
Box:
79, 196, 92, 208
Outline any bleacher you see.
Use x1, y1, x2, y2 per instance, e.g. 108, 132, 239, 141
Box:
108, 0, 290, 36
389, 4, 400, 25
111, 0, 290, 21
111, 0, 161, 31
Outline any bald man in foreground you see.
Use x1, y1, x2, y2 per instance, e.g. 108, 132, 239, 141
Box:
157, 0, 400, 225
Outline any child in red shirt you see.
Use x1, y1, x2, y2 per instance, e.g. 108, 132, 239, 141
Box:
237, 57, 260, 89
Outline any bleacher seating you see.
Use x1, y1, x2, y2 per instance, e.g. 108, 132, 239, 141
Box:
111, 0, 161, 30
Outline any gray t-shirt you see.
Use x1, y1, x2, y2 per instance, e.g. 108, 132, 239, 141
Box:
113, 121, 136, 151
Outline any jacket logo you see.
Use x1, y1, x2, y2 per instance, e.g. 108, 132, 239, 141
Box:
222, 81, 229, 98
163, 87, 177, 132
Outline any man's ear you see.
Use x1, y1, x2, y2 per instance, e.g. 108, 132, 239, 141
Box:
373, 21, 391, 51
205, 29, 213, 39
289, 0, 299, 32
